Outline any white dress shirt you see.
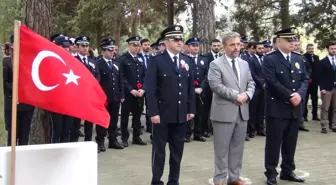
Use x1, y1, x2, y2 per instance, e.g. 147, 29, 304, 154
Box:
166, 49, 180, 69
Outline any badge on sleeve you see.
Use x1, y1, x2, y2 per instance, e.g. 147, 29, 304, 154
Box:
295, 62, 300, 69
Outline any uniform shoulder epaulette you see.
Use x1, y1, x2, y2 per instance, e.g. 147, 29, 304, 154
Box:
151, 51, 164, 57
292, 51, 302, 55
266, 50, 276, 55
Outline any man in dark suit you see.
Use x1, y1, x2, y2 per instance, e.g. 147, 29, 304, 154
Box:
241, 42, 257, 62
70, 36, 100, 142
145, 25, 195, 185
140, 38, 152, 133
303, 44, 320, 121
184, 37, 208, 142
95, 38, 125, 152
3, 33, 35, 146
203, 39, 222, 136
248, 42, 266, 139
318, 42, 336, 133
119, 36, 147, 147
48, 34, 75, 143
263, 28, 308, 185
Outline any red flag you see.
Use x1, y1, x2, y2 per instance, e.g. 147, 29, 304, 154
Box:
18, 25, 110, 128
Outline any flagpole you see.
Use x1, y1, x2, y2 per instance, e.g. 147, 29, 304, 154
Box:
10, 20, 21, 185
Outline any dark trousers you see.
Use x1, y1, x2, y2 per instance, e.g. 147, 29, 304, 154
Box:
304, 84, 318, 118
50, 112, 73, 143
5, 110, 34, 146
120, 95, 144, 141
186, 95, 205, 137
151, 122, 186, 185
70, 118, 93, 142
145, 96, 152, 132
248, 91, 265, 133
264, 117, 299, 178
96, 102, 120, 144
203, 87, 213, 133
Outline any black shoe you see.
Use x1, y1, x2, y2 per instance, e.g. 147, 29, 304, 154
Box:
245, 136, 250, 141
299, 127, 309, 132
203, 132, 211, 138
185, 137, 191, 143
194, 136, 206, 142
303, 117, 308, 122
141, 125, 145, 129
98, 144, 106, 152
122, 140, 128, 147
132, 137, 147, 145
249, 132, 255, 138
279, 172, 305, 183
321, 128, 328, 134
266, 177, 277, 185
312, 117, 320, 121
257, 131, 266, 136
150, 134, 153, 141
108, 141, 124, 149
332, 128, 336, 132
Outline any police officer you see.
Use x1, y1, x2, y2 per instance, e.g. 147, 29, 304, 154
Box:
49, 35, 75, 143
119, 36, 147, 147
95, 38, 124, 151
3, 33, 35, 146
145, 25, 196, 185
70, 36, 100, 142
157, 37, 166, 52
263, 27, 308, 185
184, 37, 208, 142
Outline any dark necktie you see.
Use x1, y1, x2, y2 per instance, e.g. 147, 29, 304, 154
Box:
173, 56, 178, 70
108, 61, 113, 69
82, 57, 87, 65
311, 55, 314, 62
145, 54, 149, 67
215, 54, 218, 59
332, 57, 336, 70
231, 59, 238, 79
286, 55, 290, 64
258, 55, 263, 64
134, 57, 138, 62
192, 57, 197, 64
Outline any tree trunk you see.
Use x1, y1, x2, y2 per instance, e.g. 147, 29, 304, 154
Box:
191, 3, 197, 37
25, 0, 53, 144
280, 0, 290, 28
167, 0, 174, 26
195, 0, 216, 53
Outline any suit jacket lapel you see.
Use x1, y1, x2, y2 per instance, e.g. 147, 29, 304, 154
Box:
222, 56, 239, 86
163, 50, 178, 74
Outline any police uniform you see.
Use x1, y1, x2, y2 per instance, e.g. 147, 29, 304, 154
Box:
3, 33, 35, 146
239, 36, 249, 58
184, 37, 208, 142
263, 28, 307, 185
49, 35, 74, 143
95, 39, 124, 152
119, 36, 147, 147
70, 36, 100, 142
145, 25, 196, 185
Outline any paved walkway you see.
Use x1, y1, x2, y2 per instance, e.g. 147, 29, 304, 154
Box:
97, 118, 336, 185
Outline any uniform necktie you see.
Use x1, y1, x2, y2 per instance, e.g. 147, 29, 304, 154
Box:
82, 57, 87, 65
108, 61, 113, 69
173, 56, 179, 70
215, 54, 218, 59
192, 57, 197, 64
231, 59, 238, 79
286, 55, 290, 64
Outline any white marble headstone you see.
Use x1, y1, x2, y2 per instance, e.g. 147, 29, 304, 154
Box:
0, 142, 97, 185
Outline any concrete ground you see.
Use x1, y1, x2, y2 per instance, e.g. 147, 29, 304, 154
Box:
97, 117, 336, 185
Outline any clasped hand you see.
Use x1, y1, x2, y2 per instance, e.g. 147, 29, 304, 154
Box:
290, 92, 301, 106
236, 93, 248, 105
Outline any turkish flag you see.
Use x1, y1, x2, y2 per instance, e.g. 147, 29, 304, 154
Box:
18, 25, 110, 128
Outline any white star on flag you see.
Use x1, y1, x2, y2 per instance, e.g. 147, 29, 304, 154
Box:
62, 70, 80, 85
